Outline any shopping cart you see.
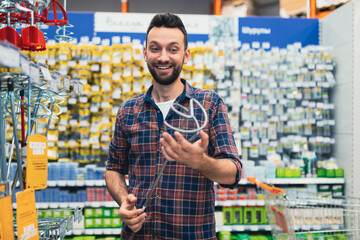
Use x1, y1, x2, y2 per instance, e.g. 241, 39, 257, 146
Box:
247, 177, 360, 240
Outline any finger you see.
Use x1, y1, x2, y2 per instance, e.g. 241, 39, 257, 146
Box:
125, 212, 146, 226
174, 131, 192, 152
161, 132, 177, 145
198, 130, 209, 149
123, 194, 137, 211
160, 137, 181, 159
130, 218, 146, 233
161, 145, 176, 161
120, 206, 144, 219
126, 213, 146, 233
126, 194, 137, 204
160, 133, 183, 156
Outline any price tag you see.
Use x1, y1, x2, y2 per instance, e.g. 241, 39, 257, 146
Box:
0, 195, 15, 240
68, 140, 76, 146
80, 120, 88, 127
101, 101, 110, 108
39, 64, 53, 81
49, 77, 58, 92
68, 60, 76, 67
250, 226, 259, 231
78, 208, 83, 222
101, 64, 111, 74
90, 106, 99, 113
47, 59, 56, 66
69, 119, 78, 126
79, 60, 88, 66
91, 64, 100, 71
64, 76, 70, 91
81, 139, 89, 146
73, 83, 79, 95
20, 53, 30, 76
26, 135, 48, 190
58, 141, 65, 147
79, 96, 88, 103
0, 42, 20, 68
16, 189, 39, 240
29, 62, 40, 84
60, 106, 68, 112
59, 221, 66, 239
101, 54, 111, 62
79, 82, 84, 94
59, 54, 68, 61
67, 215, 74, 231
53, 71, 62, 88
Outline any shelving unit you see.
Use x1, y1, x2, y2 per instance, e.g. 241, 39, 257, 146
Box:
1, 2, 357, 239
70, 228, 122, 235
217, 225, 272, 232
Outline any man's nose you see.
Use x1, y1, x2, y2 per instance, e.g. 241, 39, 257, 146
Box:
158, 49, 170, 62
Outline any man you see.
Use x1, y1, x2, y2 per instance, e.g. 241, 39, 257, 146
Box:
105, 13, 242, 239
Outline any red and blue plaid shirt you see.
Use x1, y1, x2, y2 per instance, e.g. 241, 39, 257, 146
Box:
106, 79, 241, 240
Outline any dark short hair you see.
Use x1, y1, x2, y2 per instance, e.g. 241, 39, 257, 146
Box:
146, 13, 188, 50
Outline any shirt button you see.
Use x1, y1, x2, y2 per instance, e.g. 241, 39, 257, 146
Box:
157, 110, 161, 113
155, 193, 160, 198
160, 129, 164, 134
155, 215, 158, 220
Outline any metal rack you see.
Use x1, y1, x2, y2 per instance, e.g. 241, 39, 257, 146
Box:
14, 208, 83, 240
0, 39, 82, 239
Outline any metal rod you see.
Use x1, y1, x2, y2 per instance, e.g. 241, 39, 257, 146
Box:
0, 84, 6, 182
142, 99, 208, 210
7, 98, 21, 180
7, 12, 10, 26
20, 89, 25, 145
27, 82, 31, 141
9, 87, 23, 190
45, 102, 54, 137
26, 89, 42, 142
142, 159, 168, 210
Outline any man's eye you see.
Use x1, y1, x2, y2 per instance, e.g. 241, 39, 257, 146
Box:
150, 47, 158, 51
170, 49, 178, 53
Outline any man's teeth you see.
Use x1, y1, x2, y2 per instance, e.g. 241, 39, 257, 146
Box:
158, 66, 170, 69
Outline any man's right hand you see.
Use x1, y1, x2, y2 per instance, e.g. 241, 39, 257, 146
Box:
118, 194, 147, 233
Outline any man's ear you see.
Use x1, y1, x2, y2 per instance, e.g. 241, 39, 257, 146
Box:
183, 48, 191, 65
143, 46, 148, 62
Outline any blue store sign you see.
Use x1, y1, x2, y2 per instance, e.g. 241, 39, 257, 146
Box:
238, 17, 319, 49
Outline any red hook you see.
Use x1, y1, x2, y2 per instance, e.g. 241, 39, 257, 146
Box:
0, 12, 22, 48
0, 26, 21, 48
42, 0, 68, 26
21, 26, 46, 51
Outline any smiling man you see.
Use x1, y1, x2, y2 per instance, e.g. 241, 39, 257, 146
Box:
105, 13, 242, 240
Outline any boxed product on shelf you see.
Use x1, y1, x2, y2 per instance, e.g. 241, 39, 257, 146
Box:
83, 208, 122, 229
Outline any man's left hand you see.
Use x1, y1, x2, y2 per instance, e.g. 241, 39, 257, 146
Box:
160, 130, 209, 170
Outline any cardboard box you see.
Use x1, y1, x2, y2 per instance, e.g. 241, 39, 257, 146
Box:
280, 0, 306, 16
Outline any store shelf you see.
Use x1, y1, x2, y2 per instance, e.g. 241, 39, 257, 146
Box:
216, 199, 265, 207
13, 201, 119, 209
17, 199, 268, 209
264, 178, 345, 185
69, 228, 121, 235
47, 180, 106, 187
216, 225, 271, 232
47, 178, 344, 188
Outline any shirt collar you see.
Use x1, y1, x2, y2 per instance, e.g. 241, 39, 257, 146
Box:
144, 79, 196, 104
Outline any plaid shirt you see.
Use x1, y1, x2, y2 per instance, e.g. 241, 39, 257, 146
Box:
106, 79, 241, 240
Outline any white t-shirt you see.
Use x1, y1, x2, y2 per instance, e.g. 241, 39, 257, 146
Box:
156, 99, 176, 120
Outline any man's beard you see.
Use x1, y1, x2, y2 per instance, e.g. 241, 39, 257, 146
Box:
147, 60, 183, 86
